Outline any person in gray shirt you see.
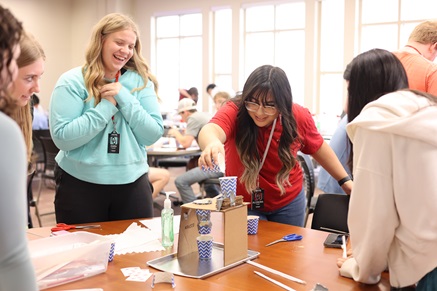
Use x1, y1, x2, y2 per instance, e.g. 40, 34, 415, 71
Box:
169, 98, 223, 203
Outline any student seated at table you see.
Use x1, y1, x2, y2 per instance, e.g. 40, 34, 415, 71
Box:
148, 166, 170, 199
168, 98, 222, 203
337, 48, 437, 290
213, 91, 231, 112
178, 87, 198, 103
205, 83, 216, 99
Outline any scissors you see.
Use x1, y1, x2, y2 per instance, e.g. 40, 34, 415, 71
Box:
265, 233, 303, 247
51, 223, 101, 232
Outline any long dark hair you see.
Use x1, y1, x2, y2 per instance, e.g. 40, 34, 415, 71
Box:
0, 5, 23, 116
233, 65, 299, 194
347, 48, 409, 169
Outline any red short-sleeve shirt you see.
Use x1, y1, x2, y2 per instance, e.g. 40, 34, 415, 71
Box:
210, 101, 323, 211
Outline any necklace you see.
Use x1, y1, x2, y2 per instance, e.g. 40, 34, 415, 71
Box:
405, 45, 422, 55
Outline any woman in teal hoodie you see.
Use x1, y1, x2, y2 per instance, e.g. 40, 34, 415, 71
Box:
50, 13, 163, 224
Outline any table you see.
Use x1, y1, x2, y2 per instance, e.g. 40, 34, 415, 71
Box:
27, 219, 390, 291
147, 147, 201, 167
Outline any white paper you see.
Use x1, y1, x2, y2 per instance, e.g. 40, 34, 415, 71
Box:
105, 222, 165, 254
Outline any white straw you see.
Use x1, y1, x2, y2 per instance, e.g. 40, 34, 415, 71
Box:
342, 235, 347, 258
320, 227, 349, 235
254, 271, 296, 291
246, 260, 306, 285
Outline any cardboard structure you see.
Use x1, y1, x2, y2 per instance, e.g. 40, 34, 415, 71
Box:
177, 198, 248, 266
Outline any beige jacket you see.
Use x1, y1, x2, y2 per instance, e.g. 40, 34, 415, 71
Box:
342, 90, 437, 288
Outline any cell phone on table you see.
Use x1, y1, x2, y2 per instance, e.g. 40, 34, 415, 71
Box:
323, 233, 348, 248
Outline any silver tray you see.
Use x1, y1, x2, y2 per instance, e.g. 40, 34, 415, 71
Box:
147, 243, 260, 279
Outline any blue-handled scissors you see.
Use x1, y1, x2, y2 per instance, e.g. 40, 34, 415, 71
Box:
265, 233, 303, 246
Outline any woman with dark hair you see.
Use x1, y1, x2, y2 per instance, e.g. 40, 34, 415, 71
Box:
0, 4, 38, 290
346, 48, 409, 169
338, 49, 437, 290
198, 64, 352, 226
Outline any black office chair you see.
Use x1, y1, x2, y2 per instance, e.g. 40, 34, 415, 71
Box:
156, 157, 190, 169
27, 169, 36, 228
32, 129, 50, 174
311, 193, 350, 234
296, 151, 316, 226
199, 177, 222, 199
34, 135, 59, 226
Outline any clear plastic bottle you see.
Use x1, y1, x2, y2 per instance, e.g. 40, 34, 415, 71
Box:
161, 192, 174, 247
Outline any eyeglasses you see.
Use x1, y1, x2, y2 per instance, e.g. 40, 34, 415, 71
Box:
244, 101, 277, 116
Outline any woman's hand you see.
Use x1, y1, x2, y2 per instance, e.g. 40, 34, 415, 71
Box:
337, 257, 348, 268
167, 128, 180, 137
337, 248, 353, 268
100, 82, 121, 106
198, 140, 224, 170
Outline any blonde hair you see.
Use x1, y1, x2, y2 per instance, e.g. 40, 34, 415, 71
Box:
10, 31, 45, 166
213, 91, 231, 103
409, 20, 437, 44
83, 13, 158, 104
10, 105, 33, 164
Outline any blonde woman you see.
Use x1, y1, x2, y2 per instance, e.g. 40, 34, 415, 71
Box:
50, 13, 163, 224
213, 91, 231, 111
9, 31, 45, 171
8, 31, 45, 228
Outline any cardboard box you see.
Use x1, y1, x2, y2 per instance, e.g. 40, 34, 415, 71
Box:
28, 231, 112, 290
177, 200, 248, 266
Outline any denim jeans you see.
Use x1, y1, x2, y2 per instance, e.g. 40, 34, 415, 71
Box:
175, 167, 223, 203
248, 187, 306, 227
416, 267, 437, 291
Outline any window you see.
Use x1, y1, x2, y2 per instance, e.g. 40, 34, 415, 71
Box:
213, 8, 233, 92
359, 0, 437, 53
149, 0, 437, 122
318, 0, 345, 117
155, 13, 202, 113
243, 2, 306, 105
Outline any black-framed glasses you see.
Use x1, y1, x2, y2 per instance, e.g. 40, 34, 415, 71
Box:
244, 101, 277, 116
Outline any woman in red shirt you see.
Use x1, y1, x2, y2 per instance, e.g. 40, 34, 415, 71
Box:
198, 65, 352, 226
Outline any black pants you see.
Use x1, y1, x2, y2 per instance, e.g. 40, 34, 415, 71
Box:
54, 165, 154, 224
391, 287, 415, 291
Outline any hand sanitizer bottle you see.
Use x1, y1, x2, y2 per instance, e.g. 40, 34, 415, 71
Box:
161, 192, 174, 247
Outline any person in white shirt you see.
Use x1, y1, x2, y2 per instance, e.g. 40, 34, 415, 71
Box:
338, 48, 437, 290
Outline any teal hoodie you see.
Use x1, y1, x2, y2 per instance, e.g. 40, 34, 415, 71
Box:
49, 67, 163, 184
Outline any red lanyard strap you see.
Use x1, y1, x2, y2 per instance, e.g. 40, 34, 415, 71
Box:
256, 118, 277, 187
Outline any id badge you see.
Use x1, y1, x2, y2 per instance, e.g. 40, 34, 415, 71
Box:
251, 188, 264, 209
108, 132, 120, 153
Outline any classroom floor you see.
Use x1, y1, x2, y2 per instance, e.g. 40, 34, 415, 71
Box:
30, 167, 318, 228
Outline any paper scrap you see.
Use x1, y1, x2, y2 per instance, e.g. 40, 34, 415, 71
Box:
121, 267, 141, 277
105, 222, 165, 254
126, 269, 152, 282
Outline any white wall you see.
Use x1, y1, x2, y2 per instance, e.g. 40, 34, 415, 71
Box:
2, 0, 73, 109
1, 0, 279, 111
1, 0, 137, 109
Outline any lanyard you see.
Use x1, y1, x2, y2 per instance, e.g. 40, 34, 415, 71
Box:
256, 117, 277, 187
111, 71, 120, 131
405, 45, 422, 55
